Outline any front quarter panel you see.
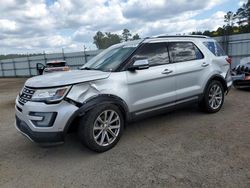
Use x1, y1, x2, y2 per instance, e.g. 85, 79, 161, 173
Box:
66, 72, 130, 110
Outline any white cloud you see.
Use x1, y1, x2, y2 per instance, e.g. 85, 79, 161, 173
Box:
0, 0, 229, 54
0, 19, 19, 32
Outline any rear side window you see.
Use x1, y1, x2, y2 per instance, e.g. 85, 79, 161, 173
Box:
203, 41, 226, 56
134, 42, 170, 66
168, 42, 204, 63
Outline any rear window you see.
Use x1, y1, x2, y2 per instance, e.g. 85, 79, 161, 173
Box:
168, 42, 204, 63
203, 41, 226, 56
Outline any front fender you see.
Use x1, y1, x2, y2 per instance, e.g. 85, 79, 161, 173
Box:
63, 94, 130, 134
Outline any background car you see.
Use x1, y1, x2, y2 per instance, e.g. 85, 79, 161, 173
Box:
36, 60, 70, 75
232, 57, 250, 89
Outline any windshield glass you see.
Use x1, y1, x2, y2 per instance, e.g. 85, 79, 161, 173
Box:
81, 40, 142, 72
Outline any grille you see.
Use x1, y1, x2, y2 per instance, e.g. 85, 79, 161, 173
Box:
18, 86, 35, 105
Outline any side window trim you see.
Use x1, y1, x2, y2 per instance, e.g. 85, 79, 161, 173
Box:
168, 41, 204, 64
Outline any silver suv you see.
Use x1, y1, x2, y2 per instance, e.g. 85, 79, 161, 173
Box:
15, 35, 232, 152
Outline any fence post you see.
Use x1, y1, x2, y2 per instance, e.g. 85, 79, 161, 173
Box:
43, 51, 47, 65
83, 45, 87, 64
12, 59, 17, 77
27, 53, 32, 76
62, 48, 66, 61
0, 61, 4, 77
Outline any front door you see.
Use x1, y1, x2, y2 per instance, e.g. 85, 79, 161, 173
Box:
126, 42, 176, 113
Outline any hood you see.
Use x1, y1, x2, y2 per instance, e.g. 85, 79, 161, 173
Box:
25, 70, 111, 88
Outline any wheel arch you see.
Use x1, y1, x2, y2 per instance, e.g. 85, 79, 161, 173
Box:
63, 94, 130, 135
203, 74, 228, 94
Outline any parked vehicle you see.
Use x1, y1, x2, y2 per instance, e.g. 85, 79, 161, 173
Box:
36, 60, 70, 75
15, 35, 232, 152
232, 57, 250, 89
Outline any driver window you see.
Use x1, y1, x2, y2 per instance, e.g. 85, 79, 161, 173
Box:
134, 43, 170, 66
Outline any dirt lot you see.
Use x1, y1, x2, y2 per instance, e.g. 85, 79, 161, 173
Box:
0, 78, 249, 188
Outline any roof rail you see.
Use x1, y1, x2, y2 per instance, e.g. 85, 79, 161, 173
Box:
152, 35, 210, 39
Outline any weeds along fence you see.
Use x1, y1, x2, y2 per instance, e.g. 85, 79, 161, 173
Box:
0, 50, 100, 77
1, 33, 250, 77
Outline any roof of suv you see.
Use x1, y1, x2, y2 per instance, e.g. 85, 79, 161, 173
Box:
144, 35, 214, 43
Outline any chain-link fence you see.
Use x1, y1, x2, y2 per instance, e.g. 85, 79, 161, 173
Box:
214, 33, 250, 68
0, 50, 101, 77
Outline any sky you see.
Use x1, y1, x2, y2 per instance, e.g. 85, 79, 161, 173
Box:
0, 0, 247, 54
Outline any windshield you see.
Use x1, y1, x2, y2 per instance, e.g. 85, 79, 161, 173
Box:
81, 40, 142, 72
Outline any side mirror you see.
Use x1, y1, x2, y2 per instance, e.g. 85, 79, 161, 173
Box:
128, 58, 149, 71
36, 63, 45, 75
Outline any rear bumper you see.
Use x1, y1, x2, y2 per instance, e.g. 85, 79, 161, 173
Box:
15, 115, 64, 144
233, 80, 250, 88
232, 74, 250, 88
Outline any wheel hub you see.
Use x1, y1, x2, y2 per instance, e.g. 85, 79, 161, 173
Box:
208, 84, 223, 110
93, 110, 121, 146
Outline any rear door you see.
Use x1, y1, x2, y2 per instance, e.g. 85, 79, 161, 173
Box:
168, 41, 208, 100
126, 42, 176, 113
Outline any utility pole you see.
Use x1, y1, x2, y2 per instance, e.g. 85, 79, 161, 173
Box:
83, 45, 87, 64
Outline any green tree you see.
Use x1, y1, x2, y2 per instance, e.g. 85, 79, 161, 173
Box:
104, 32, 122, 47
216, 27, 225, 36
203, 30, 211, 37
93, 31, 122, 49
93, 29, 141, 49
122, 29, 132, 41
224, 11, 236, 26
190, 31, 203, 35
93, 31, 105, 49
132, 33, 140, 40
236, 0, 250, 25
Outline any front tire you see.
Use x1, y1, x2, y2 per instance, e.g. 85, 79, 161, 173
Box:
199, 80, 224, 113
78, 104, 124, 152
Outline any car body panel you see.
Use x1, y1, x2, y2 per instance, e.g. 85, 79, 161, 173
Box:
25, 70, 111, 88
126, 64, 176, 112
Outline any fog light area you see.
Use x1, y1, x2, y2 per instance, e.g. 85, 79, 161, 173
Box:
29, 112, 57, 127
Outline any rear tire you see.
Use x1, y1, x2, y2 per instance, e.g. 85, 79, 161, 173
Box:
199, 80, 224, 113
78, 104, 124, 152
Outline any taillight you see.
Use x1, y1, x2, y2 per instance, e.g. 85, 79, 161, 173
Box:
63, 66, 70, 71
226, 57, 232, 64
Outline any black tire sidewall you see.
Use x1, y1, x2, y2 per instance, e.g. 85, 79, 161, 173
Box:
204, 80, 224, 113
78, 104, 124, 152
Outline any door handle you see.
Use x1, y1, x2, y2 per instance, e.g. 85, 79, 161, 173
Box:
201, 62, 209, 67
162, 69, 173, 74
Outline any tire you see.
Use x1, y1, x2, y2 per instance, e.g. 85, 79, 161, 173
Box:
199, 80, 225, 113
78, 104, 124, 152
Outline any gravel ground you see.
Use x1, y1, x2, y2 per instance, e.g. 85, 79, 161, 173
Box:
0, 78, 250, 188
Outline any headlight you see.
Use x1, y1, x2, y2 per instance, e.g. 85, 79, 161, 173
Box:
31, 86, 71, 103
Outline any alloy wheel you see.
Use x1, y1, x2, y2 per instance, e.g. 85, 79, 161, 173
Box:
93, 110, 121, 146
208, 84, 223, 110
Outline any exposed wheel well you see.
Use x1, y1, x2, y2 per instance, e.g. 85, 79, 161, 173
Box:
211, 76, 228, 92
206, 75, 228, 93
64, 95, 129, 134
